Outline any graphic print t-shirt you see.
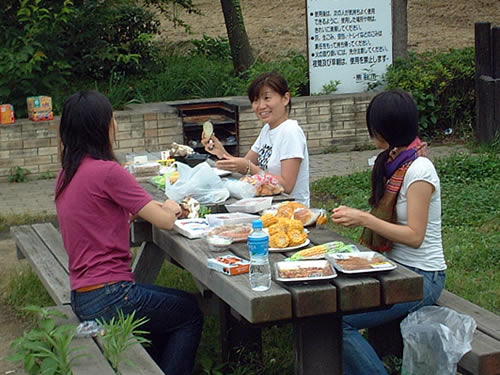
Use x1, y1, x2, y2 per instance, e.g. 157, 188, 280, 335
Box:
251, 119, 310, 206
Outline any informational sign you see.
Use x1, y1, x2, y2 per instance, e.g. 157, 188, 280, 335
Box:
307, 0, 393, 94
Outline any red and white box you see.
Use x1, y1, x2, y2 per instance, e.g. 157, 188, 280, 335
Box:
207, 255, 250, 276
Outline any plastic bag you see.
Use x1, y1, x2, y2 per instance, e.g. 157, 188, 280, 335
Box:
400, 305, 477, 375
222, 178, 257, 199
165, 162, 230, 204
75, 320, 104, 338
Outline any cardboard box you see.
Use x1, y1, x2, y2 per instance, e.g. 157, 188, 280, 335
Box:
207, 255, 250, 276
0, 104, 15, 124
27, 96, 54, 121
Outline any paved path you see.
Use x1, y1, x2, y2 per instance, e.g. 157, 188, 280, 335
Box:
0, 144, 468, 216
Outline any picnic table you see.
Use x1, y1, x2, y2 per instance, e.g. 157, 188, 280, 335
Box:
132, 182, 424, 375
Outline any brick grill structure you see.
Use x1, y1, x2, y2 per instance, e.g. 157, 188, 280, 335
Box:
0, 93, 375, 182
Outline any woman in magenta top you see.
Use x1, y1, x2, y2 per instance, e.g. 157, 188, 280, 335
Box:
55, 91, 203, 374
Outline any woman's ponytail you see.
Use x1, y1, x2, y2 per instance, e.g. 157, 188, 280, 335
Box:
369, 148, 391, 207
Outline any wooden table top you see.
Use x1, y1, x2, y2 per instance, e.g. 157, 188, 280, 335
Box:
149, 225, 424, 324
136, 179, 423, 325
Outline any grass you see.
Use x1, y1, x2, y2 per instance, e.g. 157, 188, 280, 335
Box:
2, 146, 498, 374
0, 213, 57, 234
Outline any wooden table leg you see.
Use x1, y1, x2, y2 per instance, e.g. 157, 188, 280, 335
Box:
132, 241, 166, 284
294, 313, 343, 375
218, 297, 263, 364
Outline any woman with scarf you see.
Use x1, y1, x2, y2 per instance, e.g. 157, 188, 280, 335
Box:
331, 89, 447, 375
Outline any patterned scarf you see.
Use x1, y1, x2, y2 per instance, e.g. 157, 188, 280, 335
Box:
360, 138, 428, 252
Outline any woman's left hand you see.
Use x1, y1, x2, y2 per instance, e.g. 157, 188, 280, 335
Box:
331, 205, 365, 227
215, 154, 247, 174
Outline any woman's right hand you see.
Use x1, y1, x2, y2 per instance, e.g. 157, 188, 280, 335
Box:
162, 199, 182, 218
331, 205, 366, 228
201, 131, 225, 158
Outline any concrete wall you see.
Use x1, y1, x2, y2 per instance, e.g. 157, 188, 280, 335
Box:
0, 93, 375, 182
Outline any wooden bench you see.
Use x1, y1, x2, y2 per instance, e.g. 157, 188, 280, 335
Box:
10, 223, 163, 375
368, 289, 500, 375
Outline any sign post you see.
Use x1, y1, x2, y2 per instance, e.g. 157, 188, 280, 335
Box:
307, 0, 393, 94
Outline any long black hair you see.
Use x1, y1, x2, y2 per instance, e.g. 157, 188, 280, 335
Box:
55, 91, 117, 199
367, 89, 419, 207
247, 71, 292, 113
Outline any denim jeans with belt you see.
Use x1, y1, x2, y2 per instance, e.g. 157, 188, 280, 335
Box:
71, 281, 203, 375
343, 264, 446, 375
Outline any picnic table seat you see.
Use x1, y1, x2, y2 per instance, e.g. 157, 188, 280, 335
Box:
10, 222, 163, 375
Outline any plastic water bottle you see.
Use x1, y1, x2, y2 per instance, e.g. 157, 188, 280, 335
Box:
248, 219, 271, 291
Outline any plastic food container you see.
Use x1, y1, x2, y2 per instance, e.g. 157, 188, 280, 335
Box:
326, 251, 397, 274
205, 212, 259, 227
225, 197, 273, 213
204, 234, 233, 252
128, 162, 161, 177
274, 260, 337, 282
173, 218, 210, 239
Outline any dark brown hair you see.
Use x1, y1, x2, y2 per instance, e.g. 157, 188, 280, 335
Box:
247, 71, 291, 113
55, 91, 116, 200
367, 89, 419, 207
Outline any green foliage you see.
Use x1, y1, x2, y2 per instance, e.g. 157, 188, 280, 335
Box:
39, 170, 55, 180
322, 144, 339, 154
384, 48, 475, 137
64, 1, 162, 80
239, 51, 309, 97
9, 166, 30, 183
312, 80, 341, 95
191, 35, 232, 60
4, 266, 54, 318
199, 354, 226, 375
0, 213, 57, 234
0, 0, 74, 117
133, 55, 240, 102
9, 305, 86, 375
198, 205, 212, 218
97, 310, 151, 371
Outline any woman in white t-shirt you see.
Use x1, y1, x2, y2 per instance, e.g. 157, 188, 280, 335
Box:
201, 71, 310, 206
331, 89, 446, 375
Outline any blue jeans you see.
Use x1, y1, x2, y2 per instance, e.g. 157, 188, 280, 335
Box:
343, 265, 446, 375
71, 281, 203, 375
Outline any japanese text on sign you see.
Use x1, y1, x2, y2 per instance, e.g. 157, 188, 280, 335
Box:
307, 0, 392, 94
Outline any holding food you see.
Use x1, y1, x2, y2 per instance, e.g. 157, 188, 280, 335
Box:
200, 71, 310, 206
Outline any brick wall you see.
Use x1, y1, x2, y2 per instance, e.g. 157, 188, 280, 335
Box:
0, 92, 374, 182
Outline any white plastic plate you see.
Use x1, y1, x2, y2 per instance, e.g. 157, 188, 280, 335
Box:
326, 251, 397, 274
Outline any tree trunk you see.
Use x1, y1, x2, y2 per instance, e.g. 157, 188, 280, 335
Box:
220, 0, 254, 74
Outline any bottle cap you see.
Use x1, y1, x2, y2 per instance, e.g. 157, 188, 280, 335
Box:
252, 219, 263, 229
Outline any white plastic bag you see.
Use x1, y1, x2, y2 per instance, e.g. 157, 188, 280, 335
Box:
165, 162, 230, 204
222, 178, 257, 199
400, 305, 477, 375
